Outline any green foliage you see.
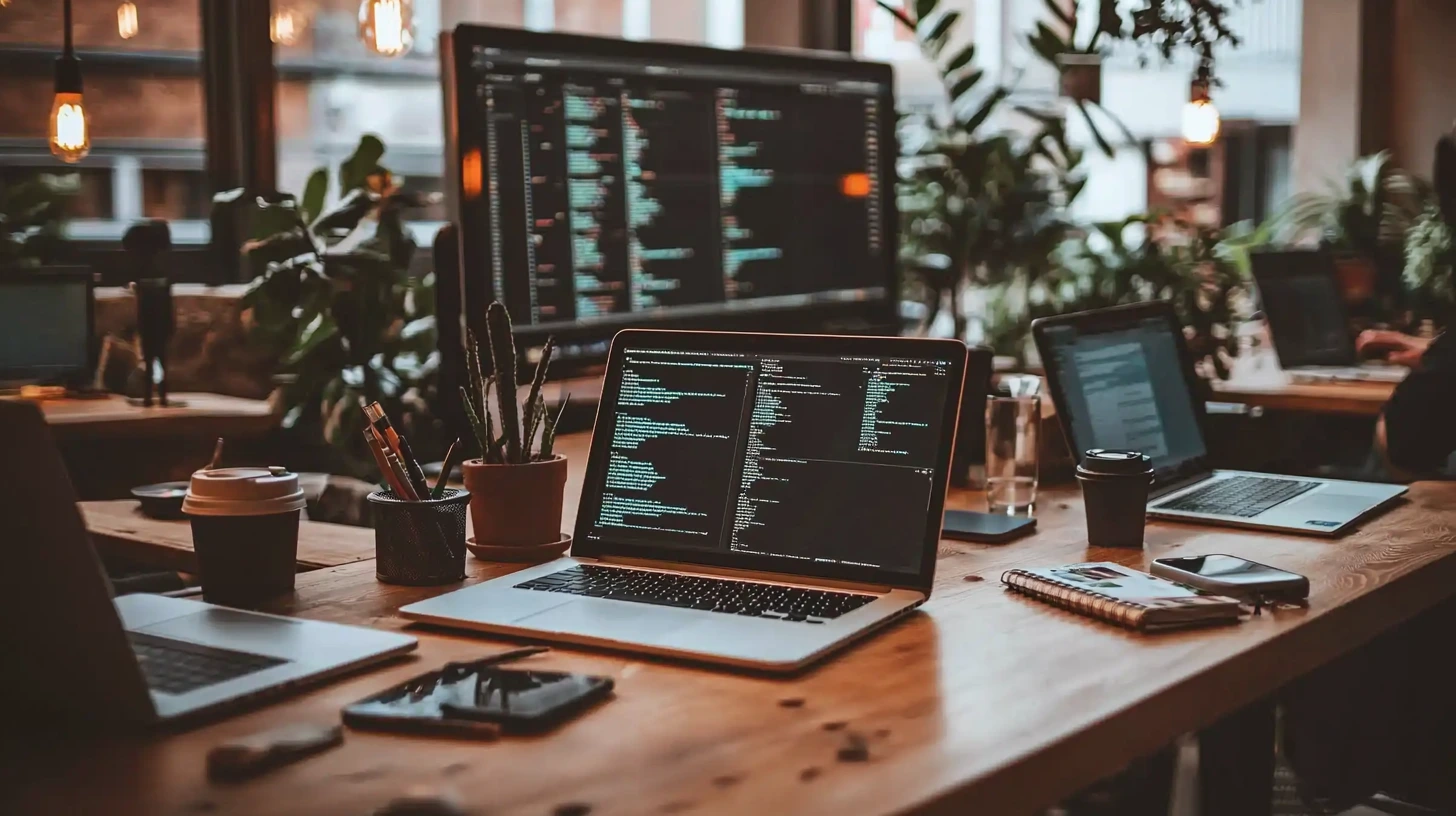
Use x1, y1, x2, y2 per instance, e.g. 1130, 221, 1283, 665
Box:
992, 216, 1251, 377
1404, 206, 1456, 322
1281, 151, 1429, 259
232, 134, 443, 478
0, 173, 74, 268
460, 304, 565, 465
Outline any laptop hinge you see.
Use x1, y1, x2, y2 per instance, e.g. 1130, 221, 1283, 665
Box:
1150, 472, 1213, 501
578, 555, 902, 595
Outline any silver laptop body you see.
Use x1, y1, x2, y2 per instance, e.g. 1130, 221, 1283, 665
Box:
403, 330, 969, 672
1032, 302, 1406, 537
0, 401, 417, 729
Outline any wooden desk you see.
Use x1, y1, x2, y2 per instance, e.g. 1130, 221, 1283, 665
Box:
16, 432, 1456, 816
27, 392, 279, 441
1211, 356, 1398, 418
81, 500, 374, 573
13, 392, 282, 499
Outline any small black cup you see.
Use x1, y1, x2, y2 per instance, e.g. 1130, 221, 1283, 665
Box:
1076, 449, 1154, 548
370, 489, 470, 586
189, 511, 301, 605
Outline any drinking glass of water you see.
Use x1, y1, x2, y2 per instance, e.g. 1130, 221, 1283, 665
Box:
985, 389, 1039, 516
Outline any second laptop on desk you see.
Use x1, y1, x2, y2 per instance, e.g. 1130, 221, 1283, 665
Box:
404, 330, 968, 672
1033, 301, 1405, 536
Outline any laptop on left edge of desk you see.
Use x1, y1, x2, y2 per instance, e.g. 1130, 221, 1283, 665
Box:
0, 401, 416, 730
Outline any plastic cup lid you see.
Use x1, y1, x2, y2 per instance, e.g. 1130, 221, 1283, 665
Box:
1078, 449, 1153, 476
182, 467, 306, 517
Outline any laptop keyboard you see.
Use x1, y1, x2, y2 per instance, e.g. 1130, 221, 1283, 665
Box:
129, 632, 287, 695
1155, 475, 1318, 518
514, 564, 877, 623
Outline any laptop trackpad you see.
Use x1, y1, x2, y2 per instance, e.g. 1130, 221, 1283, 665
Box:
514, 598, 692, 641
136, 608, 305, 655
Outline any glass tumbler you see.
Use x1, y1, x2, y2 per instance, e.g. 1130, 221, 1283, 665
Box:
985, 394, 1040, 515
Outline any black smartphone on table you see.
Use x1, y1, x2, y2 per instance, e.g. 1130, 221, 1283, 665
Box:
343, 659, 615, 737
1150, 554, 1310, 603
941, 509, 1037, 543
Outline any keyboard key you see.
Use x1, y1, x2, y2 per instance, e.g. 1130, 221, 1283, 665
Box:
515, 565, 876, 624
1155, 475, 1318, 519
129, 632, 287, 696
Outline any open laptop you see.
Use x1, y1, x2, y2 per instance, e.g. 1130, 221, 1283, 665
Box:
1033, 302, 1405, 536
0, 401, 417, 729
1251, 250, 1406, 384
403, 330, 967, 672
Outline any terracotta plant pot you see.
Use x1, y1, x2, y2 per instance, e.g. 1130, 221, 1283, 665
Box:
461, 456, 568, 548
1333, 254, 1378, 305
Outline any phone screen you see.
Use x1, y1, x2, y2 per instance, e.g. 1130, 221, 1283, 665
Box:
347, 664, 612, 725
1159, 555, 1300, 584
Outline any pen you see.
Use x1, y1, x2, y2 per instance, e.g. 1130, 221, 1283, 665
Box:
363, 429, 409, 497
432, 438, 462, 499
365, 403, 430, 499
441, 646, 550, 674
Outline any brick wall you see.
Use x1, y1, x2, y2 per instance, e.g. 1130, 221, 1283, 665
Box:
0, 0, 201, 50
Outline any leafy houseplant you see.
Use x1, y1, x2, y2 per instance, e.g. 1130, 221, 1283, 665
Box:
458, 301, 570, 552
1, 172, 74, 268
235, 134, 442, 478
1281, 151, 1429, 307
885, 0, 1088, 343
1020, 216, 1250, 378
1403, 206, 1455, 326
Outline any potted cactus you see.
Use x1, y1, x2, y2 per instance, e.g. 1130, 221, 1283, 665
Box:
459, 301, 570, 556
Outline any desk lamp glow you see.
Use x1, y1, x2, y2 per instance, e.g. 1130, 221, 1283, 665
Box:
359, 0, 413, 57
51, 0, 90, 164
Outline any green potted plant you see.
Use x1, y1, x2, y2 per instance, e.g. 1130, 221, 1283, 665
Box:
1, 172, 74, 268
1281, 151, 1428, 307
1403, 205, 1455, 327
232, 134, 443, 478
459, 301, 570, 556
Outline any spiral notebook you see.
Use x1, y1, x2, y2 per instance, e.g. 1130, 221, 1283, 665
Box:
1002, 562, 1243, 632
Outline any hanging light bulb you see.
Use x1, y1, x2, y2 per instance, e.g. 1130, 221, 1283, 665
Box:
1182, 69, 1221, 147
271, 5, 304, 46
117, 1, 139, 39
359, 0, 413, 57
51, 0, 90, 163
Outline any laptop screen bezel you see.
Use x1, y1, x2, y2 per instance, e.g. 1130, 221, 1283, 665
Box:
1031, 301, 1214, 490
1250, 249, 1357, 369
572, 329, 968, 593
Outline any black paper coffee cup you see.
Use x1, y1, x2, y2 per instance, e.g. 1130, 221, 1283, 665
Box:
183, 467, 306, 605
189, 512, 301, 604
1076, 449, 1154, 548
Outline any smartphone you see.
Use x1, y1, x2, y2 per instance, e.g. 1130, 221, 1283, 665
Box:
941, 510, 1037, 543
1150, 555, 1309, 602
343, 661, 615, 737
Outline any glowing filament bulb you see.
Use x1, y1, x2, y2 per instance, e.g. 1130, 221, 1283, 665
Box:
1182, 99, 1221, 147
271, 7, 302, 46
50, 93, 90, 163
359, 0, 413, 57
117, 1, 139, 39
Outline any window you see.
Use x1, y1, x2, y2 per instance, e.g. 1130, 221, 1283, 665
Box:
273, 0, 744, 244
0, 0, 207, 244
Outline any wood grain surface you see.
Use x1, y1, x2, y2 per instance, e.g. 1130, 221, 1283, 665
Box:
11, 431, 1456, 816
13, 392, 280, 441
81, 501, 375, 572
1210, 358, 1397, 417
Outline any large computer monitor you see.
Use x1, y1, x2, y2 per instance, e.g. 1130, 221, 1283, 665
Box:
441, 25, 897, 364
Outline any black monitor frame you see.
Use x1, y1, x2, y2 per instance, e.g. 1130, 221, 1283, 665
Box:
0, 266, 96, 387
440, 25, 899, 371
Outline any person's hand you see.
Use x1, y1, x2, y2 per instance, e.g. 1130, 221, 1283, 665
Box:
1356, 330, 1432, 367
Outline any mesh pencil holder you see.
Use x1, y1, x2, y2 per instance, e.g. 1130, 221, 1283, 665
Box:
368, 488, 469, 586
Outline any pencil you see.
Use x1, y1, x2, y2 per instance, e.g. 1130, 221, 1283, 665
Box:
363, 429, 409, 497
432, 438, 461, 499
